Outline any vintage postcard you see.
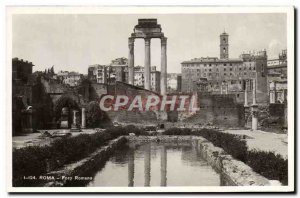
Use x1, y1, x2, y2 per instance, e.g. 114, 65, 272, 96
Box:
6, 6, 294, 193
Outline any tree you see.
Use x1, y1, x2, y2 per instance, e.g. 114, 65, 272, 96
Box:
86, 101, 104, 128
50, 66, 55, 74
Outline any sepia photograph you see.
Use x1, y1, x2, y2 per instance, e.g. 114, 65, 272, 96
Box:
6, 6, 294, 193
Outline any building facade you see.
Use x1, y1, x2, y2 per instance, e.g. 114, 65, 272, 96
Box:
267, 49, 287, 104
12, 58, 34, 84
167, 73, 180, 93
132, 66, 161, 92
181, 32, 268, 104
57, 71, 83, 87
12, 58, 35, 135
88, 57, 161, 93
88, 64, 107, 84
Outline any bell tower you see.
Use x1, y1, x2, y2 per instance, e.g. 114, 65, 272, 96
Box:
220, 31, 229, 59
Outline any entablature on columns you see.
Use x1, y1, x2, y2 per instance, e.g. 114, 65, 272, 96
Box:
130, 32, 165, 39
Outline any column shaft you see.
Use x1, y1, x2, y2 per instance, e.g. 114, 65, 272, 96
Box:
252, 115, 258, 130
73, 110, 77, 125
128, 38, 135, 85
160, 146, 167, 186
244, 81, 248, 107
220, 84, 223, 94
144, 38, 151, 90
81, 108, 86, 129
274, 82, 277, 103
144, 144, 151, 186
252, 79, 257, 105
128, 149, 135, 187
161, 37, 167, 95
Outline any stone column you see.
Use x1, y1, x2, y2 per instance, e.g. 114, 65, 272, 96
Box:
160, 146, 167, 186
81, 108, 86, 129
128, 149, 135, 187
270, 90, 275, 104
73, 110, 77, 125
251, 105, 258, 130
244, 80, 248, 107
252, 79, 257, 105
220, 83, 223, 94
128, 37, 135, 85
144, 38, 151, 90
144, 144, 151, 186
225, 82, 228, 94
274, 81, 277, 103
251, 79, 258, 130
161, 37, 167, 95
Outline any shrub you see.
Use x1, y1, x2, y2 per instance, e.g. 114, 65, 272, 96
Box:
247, 150, 288, 185
195, 129, 248, 162
86, 101, 104, 128
164, 127, 192, 135
163, 127, 288, 185
13, 126, 130, 187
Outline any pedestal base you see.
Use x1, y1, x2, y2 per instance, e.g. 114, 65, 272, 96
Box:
60, 121, 68, 129
70, 124, 81, 132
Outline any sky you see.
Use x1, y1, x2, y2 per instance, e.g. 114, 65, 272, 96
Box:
12, 13, 287, 74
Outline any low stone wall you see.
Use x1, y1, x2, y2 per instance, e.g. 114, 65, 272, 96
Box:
127, 135, 277, 186
43, 136, 127, 187
43, 135, 280, 187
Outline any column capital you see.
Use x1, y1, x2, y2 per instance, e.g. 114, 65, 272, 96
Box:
161, 37, 167, 45
128, 37, 135, 45
144, 38, 151, 45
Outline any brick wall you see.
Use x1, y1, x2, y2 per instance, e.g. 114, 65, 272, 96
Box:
105, 82, 160, 124
184, 93, 245, 127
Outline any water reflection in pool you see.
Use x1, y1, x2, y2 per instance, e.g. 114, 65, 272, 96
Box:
87, 141, 221, 187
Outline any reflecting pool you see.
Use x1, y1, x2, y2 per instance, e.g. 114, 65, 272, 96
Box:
87, 141, 221, 187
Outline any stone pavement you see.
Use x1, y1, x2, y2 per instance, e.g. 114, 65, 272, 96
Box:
222, 129, 288, 159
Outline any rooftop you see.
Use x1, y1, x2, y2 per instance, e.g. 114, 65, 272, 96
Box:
181, 57, 243, 64
135, 19, 161, 29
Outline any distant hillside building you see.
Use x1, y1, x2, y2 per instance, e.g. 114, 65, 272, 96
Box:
167, 73, 180, 93
181, 32, 268, 104
107, 57, 128, 83
57, 71, 83, 87
132, 66, 161, 93
88, 57, 161, 93
267, 49, 287, 78
267, 49, 287, 104
88, 65, 107, 84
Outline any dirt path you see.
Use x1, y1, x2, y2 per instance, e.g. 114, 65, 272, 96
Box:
223, 129, 288, 159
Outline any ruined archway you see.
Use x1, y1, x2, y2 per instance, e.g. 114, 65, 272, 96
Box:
54, 95, 80, 128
